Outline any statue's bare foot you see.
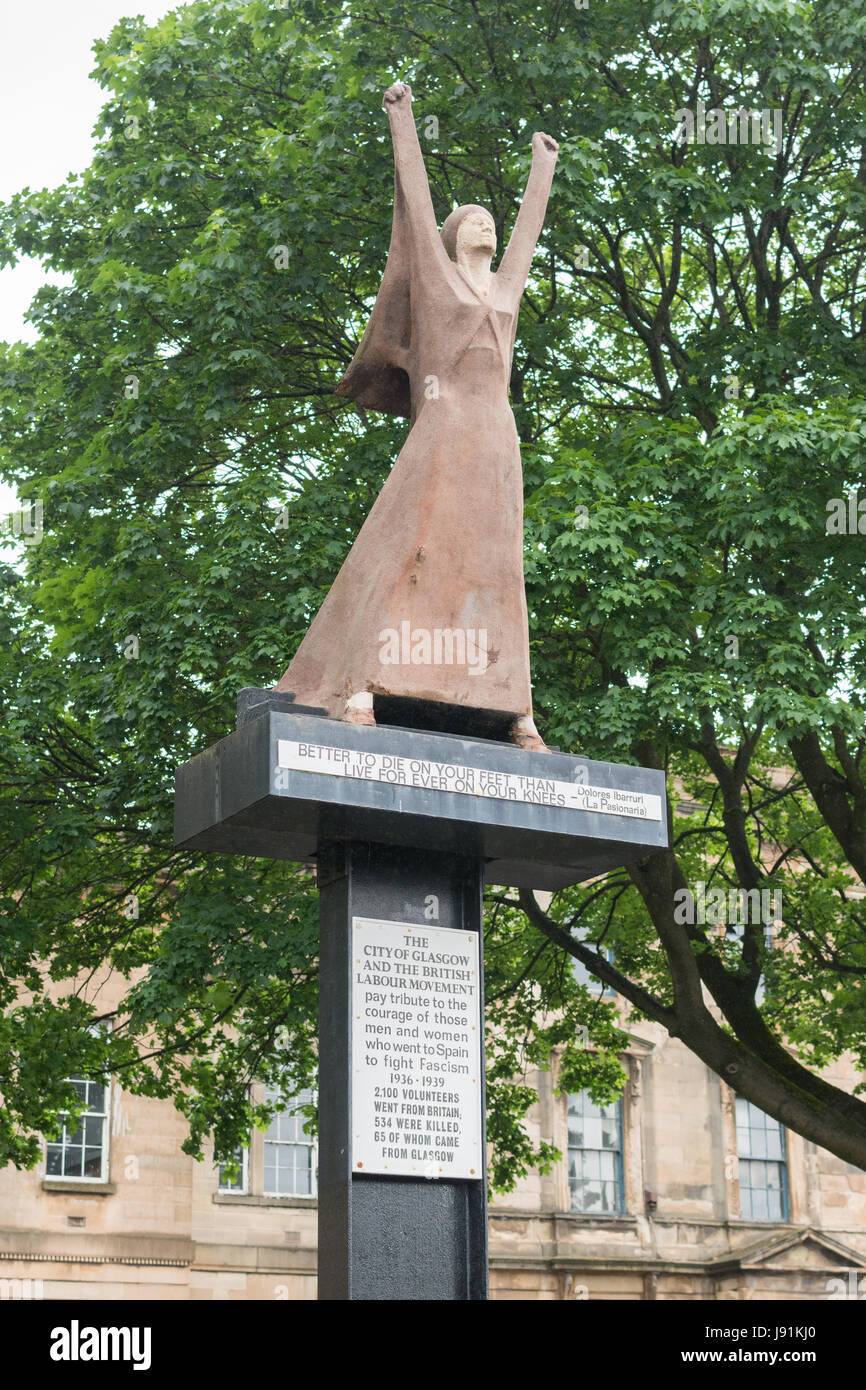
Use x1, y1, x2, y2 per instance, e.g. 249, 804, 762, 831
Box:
511, 715, 550, 753
341, 692, 376, 726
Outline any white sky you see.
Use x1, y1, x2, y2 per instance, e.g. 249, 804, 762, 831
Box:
0, 1, 185, 517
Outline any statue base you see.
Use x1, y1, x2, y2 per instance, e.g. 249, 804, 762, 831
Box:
174, 690, 668, 892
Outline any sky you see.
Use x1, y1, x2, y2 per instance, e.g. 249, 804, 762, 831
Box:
0, 0, 185, 519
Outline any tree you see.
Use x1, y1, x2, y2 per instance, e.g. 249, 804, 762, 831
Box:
1, 0, 865, 1185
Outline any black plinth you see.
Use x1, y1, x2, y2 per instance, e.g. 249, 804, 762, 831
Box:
174, 700, 668, 891
173, 694, 669, 1300
317, 842, 488, 1301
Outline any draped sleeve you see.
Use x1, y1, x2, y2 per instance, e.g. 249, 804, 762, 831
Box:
335, 89, 449, 419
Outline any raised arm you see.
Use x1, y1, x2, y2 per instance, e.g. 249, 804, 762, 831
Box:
383, 82, 444, 261
497, 132, 559, 294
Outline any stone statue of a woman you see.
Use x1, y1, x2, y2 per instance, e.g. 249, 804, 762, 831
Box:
275, 82, 558, 751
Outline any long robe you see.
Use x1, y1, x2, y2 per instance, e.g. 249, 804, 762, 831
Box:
275, 101, 556, 725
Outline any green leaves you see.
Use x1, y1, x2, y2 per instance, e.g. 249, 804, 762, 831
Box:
1, 0, 865, 1180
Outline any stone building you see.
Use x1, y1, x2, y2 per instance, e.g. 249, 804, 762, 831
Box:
490, 1029, 866, 1300
1, 955, 864, 1301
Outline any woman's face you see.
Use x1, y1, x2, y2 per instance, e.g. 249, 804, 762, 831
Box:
456, 210, 497, 259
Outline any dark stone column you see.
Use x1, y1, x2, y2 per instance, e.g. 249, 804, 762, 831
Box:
317, 841, 489, 1301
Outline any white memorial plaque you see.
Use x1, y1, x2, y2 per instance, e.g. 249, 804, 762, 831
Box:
351, 916, 483, 1180
277, 739, 662, 821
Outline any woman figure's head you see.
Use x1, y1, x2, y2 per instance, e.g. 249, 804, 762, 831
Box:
440, 205, 497, 264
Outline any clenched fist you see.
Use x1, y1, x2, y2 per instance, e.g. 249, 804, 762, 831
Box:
532, 131, 559, 155
383, 82, 412, 108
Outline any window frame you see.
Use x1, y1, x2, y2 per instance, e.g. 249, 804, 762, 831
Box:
565, 1088, 625, 1216
570, 933, 617, 999
213, 1084, 318, 1203
735, 1096, 790, 1222
262, 1086, 317, 1199
217, 1143, 250, 1195
44, 1073, 111, 1184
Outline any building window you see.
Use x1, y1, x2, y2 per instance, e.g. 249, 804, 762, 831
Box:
263, 1088, 317, 1197
736, 1097, 789, 1221
571, 934, 616, 998
725, 921, 776, 1006
45, 1076, 109, 1181
218, 1145, 249, 1194
567, 1090, 624, 1214
213, 1087, 317, 1200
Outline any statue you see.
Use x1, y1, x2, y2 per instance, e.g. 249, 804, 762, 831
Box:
275, 82, 558, 751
